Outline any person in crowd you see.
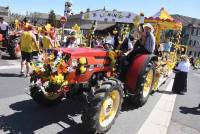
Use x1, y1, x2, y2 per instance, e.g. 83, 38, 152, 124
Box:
32, 28, 40, 59
0, 17, 9, 47
127, 23, 156, 61
120, 33, 135, 53
65, 35, 77, 48
189, 55, 195, 69
157, 43, 164, 57
42, 31, 54, 50
20, 25, 39, 77
163, 37, 172, 60
172, 55, 190, 94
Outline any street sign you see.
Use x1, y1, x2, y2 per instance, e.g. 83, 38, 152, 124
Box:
60, 16, 67, 25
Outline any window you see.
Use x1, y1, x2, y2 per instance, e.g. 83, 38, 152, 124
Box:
191, 28, 194, 35
193, 40, 196, 46
189, 40, 192, 46
189, 51, 192, 56
197, 29, 199, 36
194, 52, 197, 57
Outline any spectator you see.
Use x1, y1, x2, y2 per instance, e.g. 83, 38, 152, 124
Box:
163, 37, 172, 59
172, 55, 190, 94
20, 25, 39, 77
65, 36, 77, 48
0, 17, 9, 47
42, 31, 54, 49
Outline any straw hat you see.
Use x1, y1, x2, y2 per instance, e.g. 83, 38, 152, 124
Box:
143, 23, 154, 32
180, 55, 188, 61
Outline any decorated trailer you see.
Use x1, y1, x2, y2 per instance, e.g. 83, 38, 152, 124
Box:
144, 8, 187, 90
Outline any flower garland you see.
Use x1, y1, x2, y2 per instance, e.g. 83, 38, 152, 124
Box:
31, 50, 70, 92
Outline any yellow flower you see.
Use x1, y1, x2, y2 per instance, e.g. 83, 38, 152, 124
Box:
50, 53, 55, 61
55, 74, 64, 85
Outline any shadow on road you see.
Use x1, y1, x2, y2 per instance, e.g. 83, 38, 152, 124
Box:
179, 106, 200, 115
0, 99, 87, 134
0, 73, 21, 78
157, 90, 174, 95
121, 98, 141, 111
1, 55, 13, 60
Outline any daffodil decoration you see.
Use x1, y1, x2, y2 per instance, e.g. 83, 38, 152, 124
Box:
108, 51, 118, 67
50, 53, 55, 61
51, 74, 64, 85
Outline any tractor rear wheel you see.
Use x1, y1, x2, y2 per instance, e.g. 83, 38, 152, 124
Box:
81, 78, 123, 134
30, 85, 62, 106
131, 62, 155, 106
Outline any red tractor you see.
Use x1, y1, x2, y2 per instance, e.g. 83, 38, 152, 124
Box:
30, 47, 156, 133
0, 32, 21, 59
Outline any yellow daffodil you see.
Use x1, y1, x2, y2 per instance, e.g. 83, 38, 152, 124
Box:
50, 53, 55, 61
51, 74, 64, 85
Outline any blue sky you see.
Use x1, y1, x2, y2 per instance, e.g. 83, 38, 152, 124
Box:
1, 0, 199, 18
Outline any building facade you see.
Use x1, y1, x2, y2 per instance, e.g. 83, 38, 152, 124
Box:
0, 6, 10, 22
186, 25, 200, 57
173, 15, 200, 58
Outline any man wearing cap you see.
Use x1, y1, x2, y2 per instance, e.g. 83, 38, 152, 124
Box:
127, 23, 156, 60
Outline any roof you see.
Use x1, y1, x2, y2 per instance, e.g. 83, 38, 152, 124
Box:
172, 14, 200, 27
145, 8, 182, 30
152, 8, 174, 21
28, 12, 61, 20
0, 6, 9, 12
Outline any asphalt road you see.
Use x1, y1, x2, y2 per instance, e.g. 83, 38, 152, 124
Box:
0, 53, 199, 134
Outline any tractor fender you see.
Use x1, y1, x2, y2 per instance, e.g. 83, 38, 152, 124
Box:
125, 54, 156, 94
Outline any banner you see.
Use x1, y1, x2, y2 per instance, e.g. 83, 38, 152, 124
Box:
82, 9, 138, 23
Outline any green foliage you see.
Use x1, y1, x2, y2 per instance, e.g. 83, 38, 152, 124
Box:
48, 10, 56, 27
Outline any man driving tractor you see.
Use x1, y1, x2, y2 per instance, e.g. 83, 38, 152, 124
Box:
127, 23, 156, 61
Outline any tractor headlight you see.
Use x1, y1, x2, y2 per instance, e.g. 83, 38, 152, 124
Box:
79, 65, 87, 74
78, 57, 87, 74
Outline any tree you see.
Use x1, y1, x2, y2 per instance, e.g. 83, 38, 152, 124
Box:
48, 10, 56, 26
86, 8, 90, 12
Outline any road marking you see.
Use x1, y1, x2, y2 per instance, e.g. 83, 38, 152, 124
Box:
138, 79, 176, 134
0, 65, 20, 70
193, 73, 200, 77
0, 60, 20, 70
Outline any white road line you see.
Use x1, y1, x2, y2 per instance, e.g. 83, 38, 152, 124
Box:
0, 65, 20, 70
138, 79, 176, 134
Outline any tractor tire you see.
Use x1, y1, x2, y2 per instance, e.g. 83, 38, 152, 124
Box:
8, 44, 21, 59
81, 78, 123, 134
30, 85, 62, 106
131, 62, 155, 106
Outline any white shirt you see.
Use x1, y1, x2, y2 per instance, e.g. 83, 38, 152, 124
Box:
128, 39, 134, 50
176, 61, 190, 72
0, 21, 9, 31
67, 42, 77, 48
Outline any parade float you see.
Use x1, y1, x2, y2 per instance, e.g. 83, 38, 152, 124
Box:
144, 8, 187, 90
28, 8, 187, 134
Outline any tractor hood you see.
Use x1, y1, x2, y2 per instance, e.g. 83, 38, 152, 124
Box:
54, 48, 108, 57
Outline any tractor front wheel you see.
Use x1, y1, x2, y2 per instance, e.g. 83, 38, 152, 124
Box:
30, 85, 62, 106
82, 78, 123, 133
